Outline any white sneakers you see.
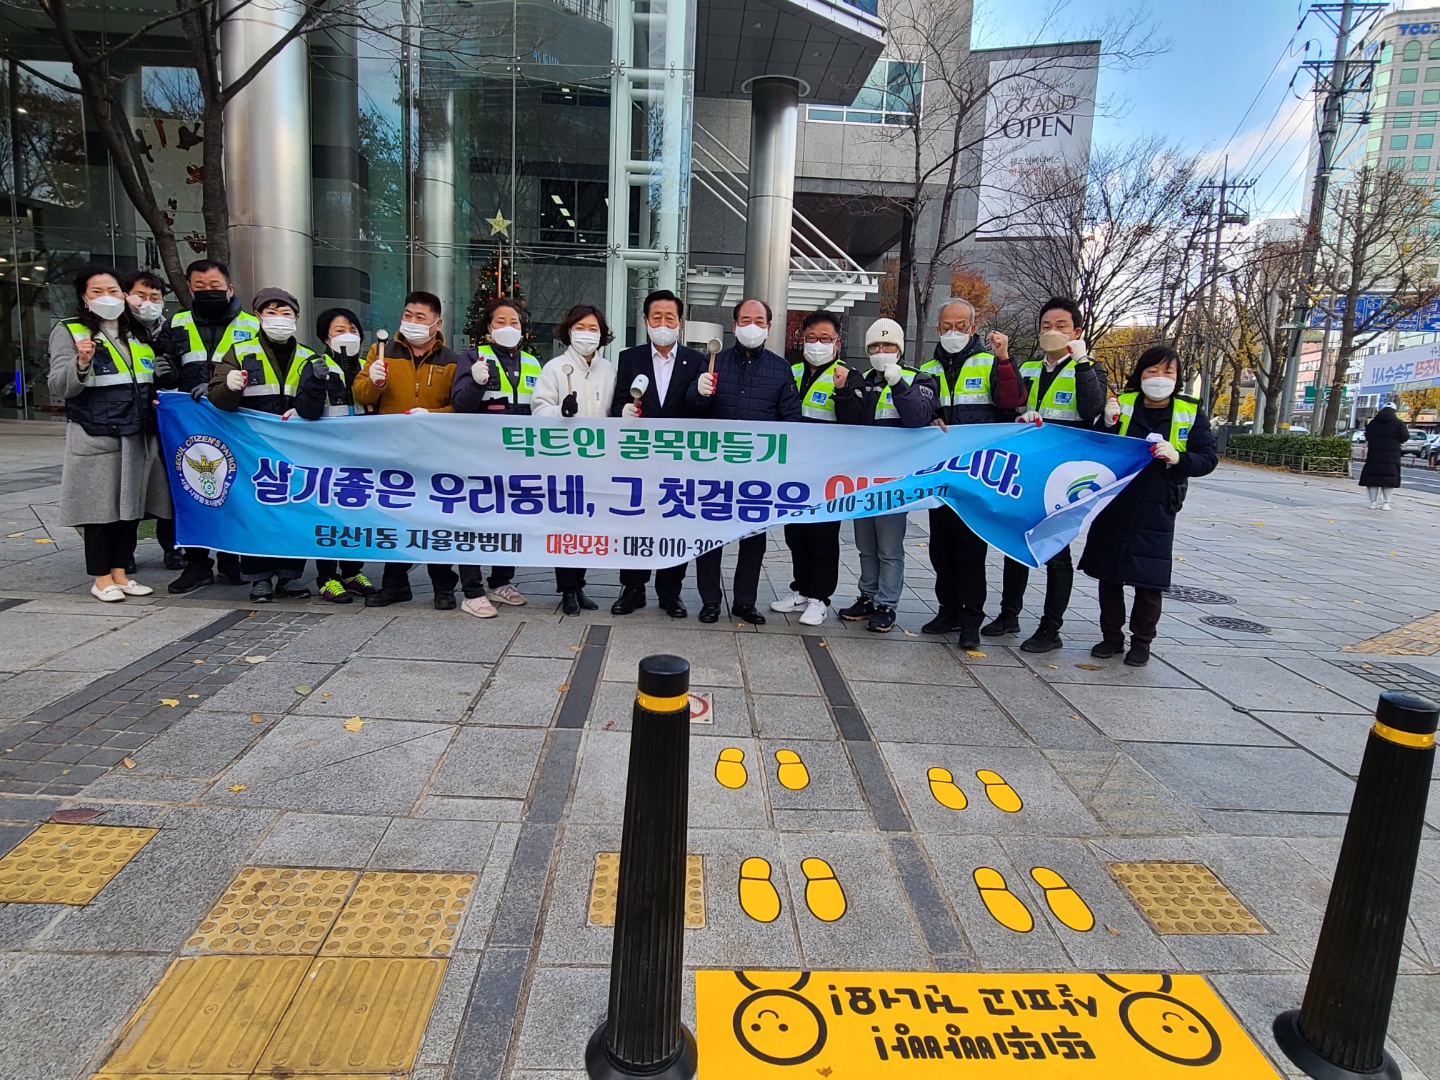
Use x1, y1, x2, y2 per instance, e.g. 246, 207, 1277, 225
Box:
799, 598, 828, 626
770, 590, 808, 613
91, 580, 153, 603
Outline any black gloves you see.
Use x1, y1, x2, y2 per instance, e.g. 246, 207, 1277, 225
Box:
561, 391, 579, 418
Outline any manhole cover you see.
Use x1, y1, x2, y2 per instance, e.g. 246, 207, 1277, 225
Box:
1200, 615, 1271, 634
1164, 586, 1237, 605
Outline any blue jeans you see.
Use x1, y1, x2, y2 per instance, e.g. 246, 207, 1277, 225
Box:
854, 512, 907, 607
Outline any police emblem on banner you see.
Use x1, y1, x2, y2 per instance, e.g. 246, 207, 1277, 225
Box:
175, 434, 237, 508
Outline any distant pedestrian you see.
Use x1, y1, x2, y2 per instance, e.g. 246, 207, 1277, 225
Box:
1080, 345, 1217, 667
1359, 401, 1407, 511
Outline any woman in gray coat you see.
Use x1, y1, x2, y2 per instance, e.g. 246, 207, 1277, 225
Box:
48, 265, 175, 602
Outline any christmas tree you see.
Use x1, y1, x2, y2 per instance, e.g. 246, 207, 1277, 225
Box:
464, 244, 538, 352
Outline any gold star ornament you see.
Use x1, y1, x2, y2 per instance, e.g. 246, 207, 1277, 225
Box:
487, 211, 511, 237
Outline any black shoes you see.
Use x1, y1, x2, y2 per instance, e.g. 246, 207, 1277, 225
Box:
867, 605, 897, 633
163, 548, 186, 571
839, 596, 876, 621
365, 587, 413, 608
957, 617, 983, 649
250, 579, 274, 603
981, 615, 1020, 637
922, 610, 962, 635
275, 578, 311, 600
660, 596, 688, 619
433, 591, 457, 611
216, 558, 243, 586
1020, 625, 1063, 653
168, 565, 214, 595
611, 586, 647, 615
732, 604, 766, 626
698, 603, 721, 624
1091, 639, 1125, 659
1124, 644, 1151, 667
562, 589, 597, 615
343, 574, 379, 599
577, 589, 598, 610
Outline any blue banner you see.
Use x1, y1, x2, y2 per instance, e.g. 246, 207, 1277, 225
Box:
156, 394, 1154, 570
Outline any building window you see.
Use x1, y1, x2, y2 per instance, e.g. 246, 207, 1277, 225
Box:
1395, 113, 1412, 127
1390, 155, 1407, 169
1405, 41, 1423, 61
538, 178, 607, 246
1391, 134, 1410, 149
1428, 67, 1440, 83
1376, 92, 1389, 109
1423, 112, 1439, 126
1418, 133, 1435, 149
1369, 136, 1382, 152
1431, 40, 1440, 59
1415, 155, 1431, 171
1403, 67, 1421, 84
806, 60, 923, 126
1398, 90, 1417, 105
1383, 43, 1394, 63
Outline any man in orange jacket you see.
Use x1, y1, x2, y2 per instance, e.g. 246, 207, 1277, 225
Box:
352, 290, 464, 608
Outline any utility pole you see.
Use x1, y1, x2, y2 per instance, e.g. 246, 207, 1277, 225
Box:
1280, 0, 1384, 426
1198, 159, 1253, 409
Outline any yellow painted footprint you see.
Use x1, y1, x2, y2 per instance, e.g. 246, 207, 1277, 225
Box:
715, 748, 748, 790
1030, 867, 1095, 932
739, 857, 782, 923
801, 857, 847, 922
974, 867, 1033, 933
775, 749, 810, 791
976, 769, 1023, 812
927, 767, 968, 811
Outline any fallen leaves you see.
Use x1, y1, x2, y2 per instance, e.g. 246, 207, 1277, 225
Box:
34, 537, 54, 544
5, 532, 22, 538
556, 683, 570, 692
343, 717, 365, 732
295, 685, 313, 695
228, 783, 247, 793
187, 694, 199, 699
193, 659, 205, 664
159, 699, 179, 707
966, 650, 987, 658
1076, 663, 1104, 671
1105, 924, 1120, 937
244, 655, 267, 664
122, 757, 136, 769
50, 807, 102, 824
250, 714, 265, 724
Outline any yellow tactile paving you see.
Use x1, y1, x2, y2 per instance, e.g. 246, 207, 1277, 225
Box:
1109, 861, 1268, 935
101, 955, 310, 1074
0, 823, 156, 905
1344, 611, 1440, 654
588, 852, 706, 928
90, 1074, 247, 1079
188, 867, 359, 954
320, 871, 476, 957
255, 956, 446, 1075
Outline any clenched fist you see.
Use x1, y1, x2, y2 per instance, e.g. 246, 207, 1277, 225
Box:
698, 371, 716, 397
368, 358, 388, 386
225, 369, 248, 392
1104, 396, 1121, 425
471, 360, 490, 386
832, 365, 849, 390
75, 336, 95, 368
622, 402, 642, 419
988, 331, 1009, 360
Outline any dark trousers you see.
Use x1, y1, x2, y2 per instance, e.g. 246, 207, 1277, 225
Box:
696, 533, 766, 609
381, 563, 454, 595
1099, 582, 1163, 646
84, 520, 139, 577
315, 559, 364, 583
489, 566, 515, 588
555, 567, 588, 591
999, 546, 1074, 630
928, 506, 988, 618
783, 520, 841, 604
240, 555, 305, 583
620, 563, 687, 601
155, 515, 176, 555
185, 546, 241, 579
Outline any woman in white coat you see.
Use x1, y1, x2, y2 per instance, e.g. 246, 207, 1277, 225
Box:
532, 303, 617, 614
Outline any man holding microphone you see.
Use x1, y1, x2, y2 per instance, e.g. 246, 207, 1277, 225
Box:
609, 289, 707, 617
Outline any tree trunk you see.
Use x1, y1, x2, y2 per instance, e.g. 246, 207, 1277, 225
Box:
199, 95, 230, 268
1227, 365, 1243, 424
894, 201, 913, 332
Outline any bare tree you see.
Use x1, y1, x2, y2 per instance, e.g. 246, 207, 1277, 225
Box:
1311, 165, 1440, 435
1222, 229, 1305, 432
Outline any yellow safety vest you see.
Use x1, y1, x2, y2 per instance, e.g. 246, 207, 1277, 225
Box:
874, 369, 916, 422
284, 350, 351, 416
1117, 392, 1198, 451
172, 310, 260, 370
478, 344, 542, 405
63, 321, 155, 388
1021, 357, 1080, 420
232, 340, 315, 404
920, 350, 996, 408
792, 360, 840, 421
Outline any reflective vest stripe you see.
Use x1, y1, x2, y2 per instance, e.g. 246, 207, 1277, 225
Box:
321, 403, 353, 417
921, 351, 996, 408
64, 321, 154, 386
478, 345, 542, 404
1117, 393, 1198, 451
1021, 358, 1080, 420
792, 361, 839, 421
173, 311, 261, 365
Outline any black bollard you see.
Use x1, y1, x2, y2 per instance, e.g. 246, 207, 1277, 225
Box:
586, 654, 697, 1080
1275, 690, 1437, 1080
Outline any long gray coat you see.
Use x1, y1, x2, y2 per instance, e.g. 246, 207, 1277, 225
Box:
47, 322, 172, 527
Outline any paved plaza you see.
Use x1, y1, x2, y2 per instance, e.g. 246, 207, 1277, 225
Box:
1, 422, 1439, 1079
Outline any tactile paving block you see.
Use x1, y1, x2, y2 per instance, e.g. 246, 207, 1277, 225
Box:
320, 871, 476, 957
0, 823, 156, 905
1108, 861, 1267, 935
187, 866, 359, 954
256, 956, 445, 1074
100, 955, 309, 1074
588, 852, 706, 929
1345, 611, 1440, 655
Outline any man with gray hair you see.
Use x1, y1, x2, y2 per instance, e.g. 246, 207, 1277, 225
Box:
917, 297, 1024, 647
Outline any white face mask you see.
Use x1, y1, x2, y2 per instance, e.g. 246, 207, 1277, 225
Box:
1038, 330, 1072, 354
869, 348, 899, 371
939, 330, 970, 354
261, 315, 297, 342
129, 297, 164, 324
399, 319, 435, 344
647, 324, 679, 348
490, 324, 523, 349
87, 295, 126, 321
1141, 376, 1177, 401
570, 329, 602, 355
803, 341, 837, 367
734, 323, 768, 350
329, 332, 361, 357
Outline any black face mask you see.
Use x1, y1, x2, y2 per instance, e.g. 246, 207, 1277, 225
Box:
191, 290, 231, 321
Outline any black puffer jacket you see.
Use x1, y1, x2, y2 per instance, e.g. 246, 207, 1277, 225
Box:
685, 343, 801, 421
1358, 408, 1408, 489
1079, 398, 1218, 590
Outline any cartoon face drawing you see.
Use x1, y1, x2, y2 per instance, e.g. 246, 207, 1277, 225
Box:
1120, 991, 1222, 1066
733, 988, 828, 1066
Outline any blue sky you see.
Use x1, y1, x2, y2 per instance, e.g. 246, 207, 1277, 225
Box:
972, 0, 1328, 218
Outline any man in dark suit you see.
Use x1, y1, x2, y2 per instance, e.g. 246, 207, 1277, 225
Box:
608, 288, 708, 618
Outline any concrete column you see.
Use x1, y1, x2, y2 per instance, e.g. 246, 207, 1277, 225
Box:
414, 82, 456, 331
310, 24, 367, 317
743, 76, 801, 353
220, 0, 313, 314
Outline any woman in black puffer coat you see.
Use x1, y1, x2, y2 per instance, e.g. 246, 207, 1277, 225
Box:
1079, 345, 1218, 667
1358, 403, 1407, 511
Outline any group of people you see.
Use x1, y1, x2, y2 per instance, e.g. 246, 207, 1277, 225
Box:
49, 259, 1217, 666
